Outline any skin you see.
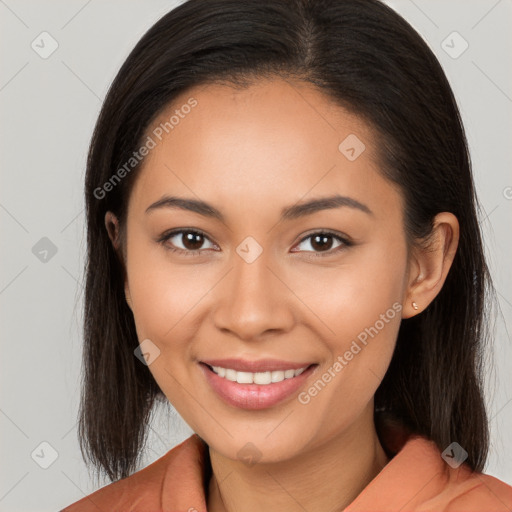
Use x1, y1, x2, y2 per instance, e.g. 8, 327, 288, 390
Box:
105, 78, 459, 512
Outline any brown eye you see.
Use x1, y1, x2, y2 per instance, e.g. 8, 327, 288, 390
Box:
158, 229, 216, 255
292, 231, 352, 256
310, 233, 335, 252
179, 231, 206, 250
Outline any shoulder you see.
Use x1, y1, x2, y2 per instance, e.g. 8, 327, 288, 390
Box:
347, 432, 512, 512
60, 433, 209, 512
404, 438, 512, 512
437, 467, 512, 512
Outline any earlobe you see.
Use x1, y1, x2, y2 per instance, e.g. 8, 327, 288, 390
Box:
403, 212, 459, 319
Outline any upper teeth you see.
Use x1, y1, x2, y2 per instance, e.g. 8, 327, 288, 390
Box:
211, 366, 308, 384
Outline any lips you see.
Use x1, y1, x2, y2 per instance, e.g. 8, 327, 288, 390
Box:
200, 358, 315, 373
199, 360, 319, 410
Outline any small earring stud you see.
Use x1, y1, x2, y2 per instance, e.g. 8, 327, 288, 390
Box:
412, 301, 419, 310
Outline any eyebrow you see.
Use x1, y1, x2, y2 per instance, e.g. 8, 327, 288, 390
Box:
145, 194, 373, 221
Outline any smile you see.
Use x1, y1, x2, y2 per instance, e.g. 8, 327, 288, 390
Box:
199, 362, 319, 410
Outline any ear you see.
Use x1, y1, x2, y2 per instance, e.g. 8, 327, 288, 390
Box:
105, 211, 132, 312
402, 212, 459, 319
105, 211, 121, 250
124, 282, 133, 312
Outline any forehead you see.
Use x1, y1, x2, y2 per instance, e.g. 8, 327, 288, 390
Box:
128, 78, 398, 219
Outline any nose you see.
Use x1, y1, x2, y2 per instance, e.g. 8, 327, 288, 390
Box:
212, 247, 295, 341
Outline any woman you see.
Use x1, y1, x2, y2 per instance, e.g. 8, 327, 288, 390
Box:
61, 0, 512, 510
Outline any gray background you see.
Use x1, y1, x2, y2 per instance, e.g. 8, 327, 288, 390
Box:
0, 1, 511, 510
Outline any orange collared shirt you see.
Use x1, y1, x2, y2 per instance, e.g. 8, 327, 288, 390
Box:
61, 432, 512, 512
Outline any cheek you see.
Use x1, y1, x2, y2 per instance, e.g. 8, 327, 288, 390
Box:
297, 292, 402, 430
292, 238, 405, 407
289, 236, 407, 338
125, 243, 211, 413
128, 259, 214, 342
124, 231, 212, 347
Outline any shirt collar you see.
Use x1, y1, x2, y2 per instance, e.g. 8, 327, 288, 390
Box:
161, 420, 452, 511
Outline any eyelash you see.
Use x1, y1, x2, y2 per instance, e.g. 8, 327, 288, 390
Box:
156, 229, 353, 258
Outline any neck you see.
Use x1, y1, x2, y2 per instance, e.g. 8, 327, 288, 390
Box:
206, 405, 390, 512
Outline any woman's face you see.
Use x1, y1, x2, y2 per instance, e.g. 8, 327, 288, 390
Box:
117, 78, 412, 462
